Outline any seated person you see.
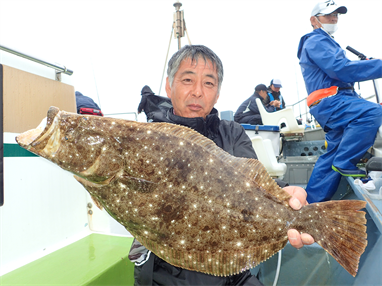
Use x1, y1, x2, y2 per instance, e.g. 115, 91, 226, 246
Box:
264, 78, 286, 111
75, 91, 103, 116
234, 84, 274, 125
265, 79, 303, 126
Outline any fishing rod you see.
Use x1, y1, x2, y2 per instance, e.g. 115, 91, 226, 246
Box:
346, 46, 381, 103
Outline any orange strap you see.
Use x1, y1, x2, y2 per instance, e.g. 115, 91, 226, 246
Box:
307, 86, 338, 108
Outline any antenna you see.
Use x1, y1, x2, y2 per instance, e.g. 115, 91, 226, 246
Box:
173, 1, 184, 50
158, 1, 192, 95
173, 1, 191, 50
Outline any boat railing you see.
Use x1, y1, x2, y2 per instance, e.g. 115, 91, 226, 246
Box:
288, 92, 380, 126
104, 112, 138, 122
286, 96, 314, 126
0, 44, 73, 81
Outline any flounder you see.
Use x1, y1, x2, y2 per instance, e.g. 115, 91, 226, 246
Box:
16, 106, 367, 277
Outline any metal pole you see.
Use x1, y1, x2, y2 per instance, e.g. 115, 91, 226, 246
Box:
173, 2, 182, 50
104, 112, 138, 121
373, 79, 381, 104
0, 44, 73, 75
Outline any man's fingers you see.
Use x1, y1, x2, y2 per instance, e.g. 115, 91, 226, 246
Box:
287, 230, 315, 249
287, 229, 303, 249
284, 186, 314, 249
289, 197, 302, 210
301, 233, 315, 245
284, 186, 308, 210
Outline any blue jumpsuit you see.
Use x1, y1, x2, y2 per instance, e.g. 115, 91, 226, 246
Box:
297, 28, 382, 203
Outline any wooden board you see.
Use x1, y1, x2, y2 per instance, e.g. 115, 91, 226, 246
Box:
2, 64, 75, 133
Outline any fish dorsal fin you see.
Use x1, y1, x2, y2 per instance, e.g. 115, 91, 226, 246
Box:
147, 122, 221, 151
230, 156, 291, 204
147, 122, 291, 203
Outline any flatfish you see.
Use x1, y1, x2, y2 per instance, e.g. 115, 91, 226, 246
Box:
16, 106, 367, 277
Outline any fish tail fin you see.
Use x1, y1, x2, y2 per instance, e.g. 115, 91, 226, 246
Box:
299, 200, 367, 277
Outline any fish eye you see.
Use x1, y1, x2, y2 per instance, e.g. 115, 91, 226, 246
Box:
64, 130, 75, 142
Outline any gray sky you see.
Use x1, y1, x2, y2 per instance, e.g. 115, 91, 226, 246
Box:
1, 0, 381, 122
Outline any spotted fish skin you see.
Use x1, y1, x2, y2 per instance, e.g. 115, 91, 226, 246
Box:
16, 107, 367, 277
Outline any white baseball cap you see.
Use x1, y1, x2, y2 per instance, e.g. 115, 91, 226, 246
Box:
271, 79, 282, 88
311, 1, 347, 16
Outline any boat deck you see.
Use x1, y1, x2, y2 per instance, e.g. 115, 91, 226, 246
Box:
0, 233, 135, 286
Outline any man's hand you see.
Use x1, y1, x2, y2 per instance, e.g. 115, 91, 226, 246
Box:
284, 186, 315, 249
270, 100, 281, 108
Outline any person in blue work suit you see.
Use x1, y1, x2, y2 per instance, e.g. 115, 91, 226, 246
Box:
297, 0, 382, 203
234, 84, 277, 125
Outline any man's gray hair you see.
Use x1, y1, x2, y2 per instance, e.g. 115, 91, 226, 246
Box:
167, 45, 224, 92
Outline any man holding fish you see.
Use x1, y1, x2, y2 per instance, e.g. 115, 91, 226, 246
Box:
16, 42, 367, 285
131, 44, 314, 286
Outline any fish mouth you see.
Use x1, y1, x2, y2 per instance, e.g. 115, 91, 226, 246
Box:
16, 106, 61, 156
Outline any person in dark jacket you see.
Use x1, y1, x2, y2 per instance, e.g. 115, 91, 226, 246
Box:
75, 91, 103, 116
131, 45, 314, 286
234, 84, 275, 125
137, 85, 172, 122
264, 78, 286, 111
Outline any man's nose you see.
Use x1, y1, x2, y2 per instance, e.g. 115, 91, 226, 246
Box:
192, 82, 203, 97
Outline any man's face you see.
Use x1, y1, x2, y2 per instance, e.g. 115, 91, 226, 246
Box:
311, 12, 339, 28
258, 90, 268, 99
270, 85, 281, 92
165, 58, 220, 119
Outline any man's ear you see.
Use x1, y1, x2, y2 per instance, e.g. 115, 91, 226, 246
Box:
165, 77, 172, 99
310, 16, 319, 29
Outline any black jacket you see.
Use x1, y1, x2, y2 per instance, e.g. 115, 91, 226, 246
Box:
137, 86, 172, 121
234, 92, 274, 125
151, 108, 258, 159
75, 91, 101, 114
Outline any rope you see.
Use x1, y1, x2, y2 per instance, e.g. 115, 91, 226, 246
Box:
158, 17, 191, 95
158, 24, 174, 95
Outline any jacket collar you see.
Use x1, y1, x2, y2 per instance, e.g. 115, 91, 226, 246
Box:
253, 92, 266, 103
165, 108, 221, 139
298, 28, 334, 59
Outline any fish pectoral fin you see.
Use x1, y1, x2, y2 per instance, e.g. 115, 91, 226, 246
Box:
74, 174, 100, 186
90, 195, 104, 210
73, 175, 105, 210
119, 174, 157, 193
